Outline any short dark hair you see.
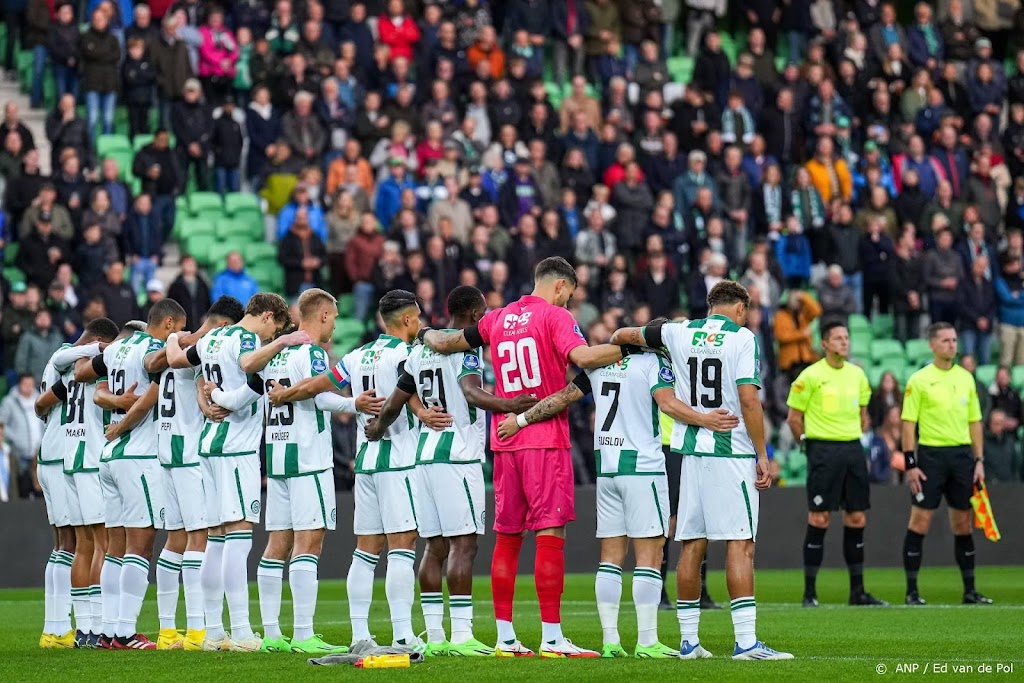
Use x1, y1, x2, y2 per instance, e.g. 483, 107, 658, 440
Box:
148, 298, 187, 325
927, 321, 955, 339
820, 320, 847, 340
84, 317, 119, 342
447, 285, 485, 318
534, 256, 577, 286
378, 289, 419, 325
706, 280, 751, 309
245, 292, 291, 326
206, 296, 245, 325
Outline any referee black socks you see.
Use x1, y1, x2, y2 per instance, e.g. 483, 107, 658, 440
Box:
843, 526, 865, 593
903, 530, 925, 594
802, 525, 827, 595
954, 534, 976, 593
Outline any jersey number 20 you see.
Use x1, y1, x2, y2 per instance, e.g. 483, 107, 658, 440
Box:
497, 338, 541, 391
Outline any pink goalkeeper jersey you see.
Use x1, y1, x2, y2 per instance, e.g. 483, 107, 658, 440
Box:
479, 295, 588, 451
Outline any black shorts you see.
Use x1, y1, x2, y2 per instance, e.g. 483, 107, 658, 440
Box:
805, 439, 871, 512
665, 445, 682, 517
914, 445, 974, 511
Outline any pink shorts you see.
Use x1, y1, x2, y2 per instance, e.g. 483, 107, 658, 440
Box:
493, 448, 575, 534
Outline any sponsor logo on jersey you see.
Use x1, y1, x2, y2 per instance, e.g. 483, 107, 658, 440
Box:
312, 357, 327, 374
502, 311, 533, 330
240, 337, 257, 352
463, 354, 481, 370
692, 330, 726, 347
659, 367, 675, 383
791, 380, 805, 393
573, 324, 584, 339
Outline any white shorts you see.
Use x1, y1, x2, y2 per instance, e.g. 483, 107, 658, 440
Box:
353, 469, 419, 536
596, 474, 669, 539
106, 459, 167, 529
201, 455, 261, 527
66, 471, 105, 527
38, 463, 70, 528
416, 463, 486, 539
162, 465, 207, 532
676, 455, 759, 542
266, 470, 337, 532
100, 461, 122, 527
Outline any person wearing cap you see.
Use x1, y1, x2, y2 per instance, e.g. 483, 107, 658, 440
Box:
141, 278, 167, 319
17, 210, 69, 292
47, 278, 81, 339
171, 78, 214, 191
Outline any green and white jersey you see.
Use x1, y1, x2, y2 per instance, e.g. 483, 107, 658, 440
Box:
101, 331, 165, 461
656, 315, 761, 458
406, 340, 485, 465
329, 334, 417, 473
157, 366, 203, 468
196, 325, 263, 457
37, 353, 66, 465
583, 353, 675, 476
262, 344, 333, 478
61, 366, 101, 473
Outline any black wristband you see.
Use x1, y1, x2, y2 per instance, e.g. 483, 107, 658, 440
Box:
416, 327, 432, 344
904, 451, 918, 470
463, 324, 484, 349
621, 344, 642, 357
51, 379, 68, 401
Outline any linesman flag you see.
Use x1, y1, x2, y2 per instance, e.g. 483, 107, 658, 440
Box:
970, 482, 1001, 542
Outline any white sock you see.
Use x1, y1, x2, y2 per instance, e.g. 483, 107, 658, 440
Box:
53, 551, 73, 634
347, 550, 378, 643
72, 586, 92, 634
449, 595, 473, 644
496, 619, 516, 644
677, 599, 701, 646
289, 554, 319, 642
541, 621, 564, 644
156, 549, 183, 630
385, 550, 416, 643
100, 554, 121, 637
202, 536, 226, 639
43, 552, 56, 634
117, 555, 150, 638
595, 563, 622, 645
89, 585, 102, 635
420, 592, 445, 643
181, 551, 205, 631
731, 597, 757, 649
257, 557, 285, 640
632, 567, 662, 647
223, 531, 254, 641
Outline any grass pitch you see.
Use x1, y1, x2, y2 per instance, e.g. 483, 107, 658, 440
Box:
1, 567, 1021, 682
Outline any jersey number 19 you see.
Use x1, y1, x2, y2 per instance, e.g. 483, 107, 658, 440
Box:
687, 357, 722, 408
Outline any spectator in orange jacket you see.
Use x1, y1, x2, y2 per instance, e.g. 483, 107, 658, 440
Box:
804, 136, 853, 203
467, 25, 505, 80
377, 0, 421, 62
326, 138, 374, 196
774, 289, 822, 378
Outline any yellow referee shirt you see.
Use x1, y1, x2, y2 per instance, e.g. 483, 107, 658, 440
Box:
659, 411, 673, 447
901, 363, 982, 447
786, 359, 871, 441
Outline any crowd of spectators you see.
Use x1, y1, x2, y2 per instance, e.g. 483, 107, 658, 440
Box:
2, 0, 1024, 498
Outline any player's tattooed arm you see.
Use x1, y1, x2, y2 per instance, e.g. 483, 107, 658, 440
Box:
104, 382, 159, 441
496, 379, 587, 440
459, 374, 538, 414
609, 327, 647, 347
420, 327, 474, 354
653, 388, 739, 432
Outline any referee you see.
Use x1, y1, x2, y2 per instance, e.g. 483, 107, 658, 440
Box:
786, 321, 886, 608
901, 322, 992, 605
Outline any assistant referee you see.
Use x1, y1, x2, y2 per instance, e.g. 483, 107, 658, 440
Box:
901, 322, 992, 606
786, 321, 886, 608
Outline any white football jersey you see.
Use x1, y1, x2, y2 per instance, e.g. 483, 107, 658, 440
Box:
262, 344, 333, 477
405, 341, 485, 465
37, 353, 66, 466
657, 315, 761, 457
101, 331, 164, 461
583, 353, 676, 475
157, 366, 203, 467
329, 334, 417, 473
195, 325, 264, 457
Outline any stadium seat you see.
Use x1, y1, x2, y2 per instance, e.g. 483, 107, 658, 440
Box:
869, 339, 904, 363
132, 134, 154, 152
867, 365, 886, 388
898, 365, 917, 386
3, 266, 25, 284
871, 313, 894, 338
243, 241, 277, 266
337, 293, 355, 318
207, 242, 235, 272
333, 319, 365, 344
904, 339, 931, 365
224, 192, 262, 218
975, 364, 996, 388
104, 151, 134, 180
177, 217, 216, 241
850, 330, 873, 358
185, 235, 217, 267
215, 216, 256, 241
4, 242, 17, 266
96, 134, 131, 157
250, 262, 284, 291
848, 314, 871, 336
188, 192, 224, 219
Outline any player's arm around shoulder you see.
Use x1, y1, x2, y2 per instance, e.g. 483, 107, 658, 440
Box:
420, 325, 478, 354
166, 331, 202, 369
650, 352, 738, 433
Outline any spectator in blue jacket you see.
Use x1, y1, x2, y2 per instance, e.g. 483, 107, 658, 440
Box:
124, 193, 164, 295
958, 255, 997, 363
374, 158, 415, 228
775, 215, 812, 288
276, 184, 327, 242
906, 2, 944, 69
995, 253, 1024, 367
211, 251, 259, 306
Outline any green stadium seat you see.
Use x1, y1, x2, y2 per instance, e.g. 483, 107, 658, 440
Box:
904, 338, 931, 365
975, 364, 996, 388
869, 339, 904, 363
250, 262, 284, 291
850, 331, 873, 358
185, 235, 217, 267
337, 293, 355, 318
96, 134, 131, 157
224, 192, 262, 218
848, 313, 871, 336
3, 266, 25, 284
871, 313, 894, 338
215, 216, 256, 241
177, 217, 217, 241
132, 134, 154, 152
207, 242, 235, 272
333, 319, 365, 344
898, 365, 917, 386
4, 242, 17, 266
188, 192, 224, 218
243, 241, 277, 266
867, 365, 886, 388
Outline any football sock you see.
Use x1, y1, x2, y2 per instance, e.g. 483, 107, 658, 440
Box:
53, 551, 73, 634
420, 592, 446, 643
677, 599, 700, 646
202, 536, 226, 640
289, 554, 319, 642
156, 549, 183, 630
633, 567, 662, 647
954, 534, 976, 593
491, 532, 523, 627
449, 595, 473, 645
595, 563, 622, 645
43, 552, 56, 634
223, 531, 254, 641
99, 554, 121, 637
89, 585, 102, 635
843, 526, 866, 593
117, 555, 150, 638
256, 557, 285, 640
347, 550, 378, 642
903, 530, 924, 594
181, 551, 205, 631
71, 586, 92, 633
803, 525, 826, 595
730, 597, 757, 650
385, 550, 416, 644
535, 535, 565, 644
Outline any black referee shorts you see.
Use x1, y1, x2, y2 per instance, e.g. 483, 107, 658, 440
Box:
665, 445, 682, 518
914, 445, 974, 511
805, 439, 871, 513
